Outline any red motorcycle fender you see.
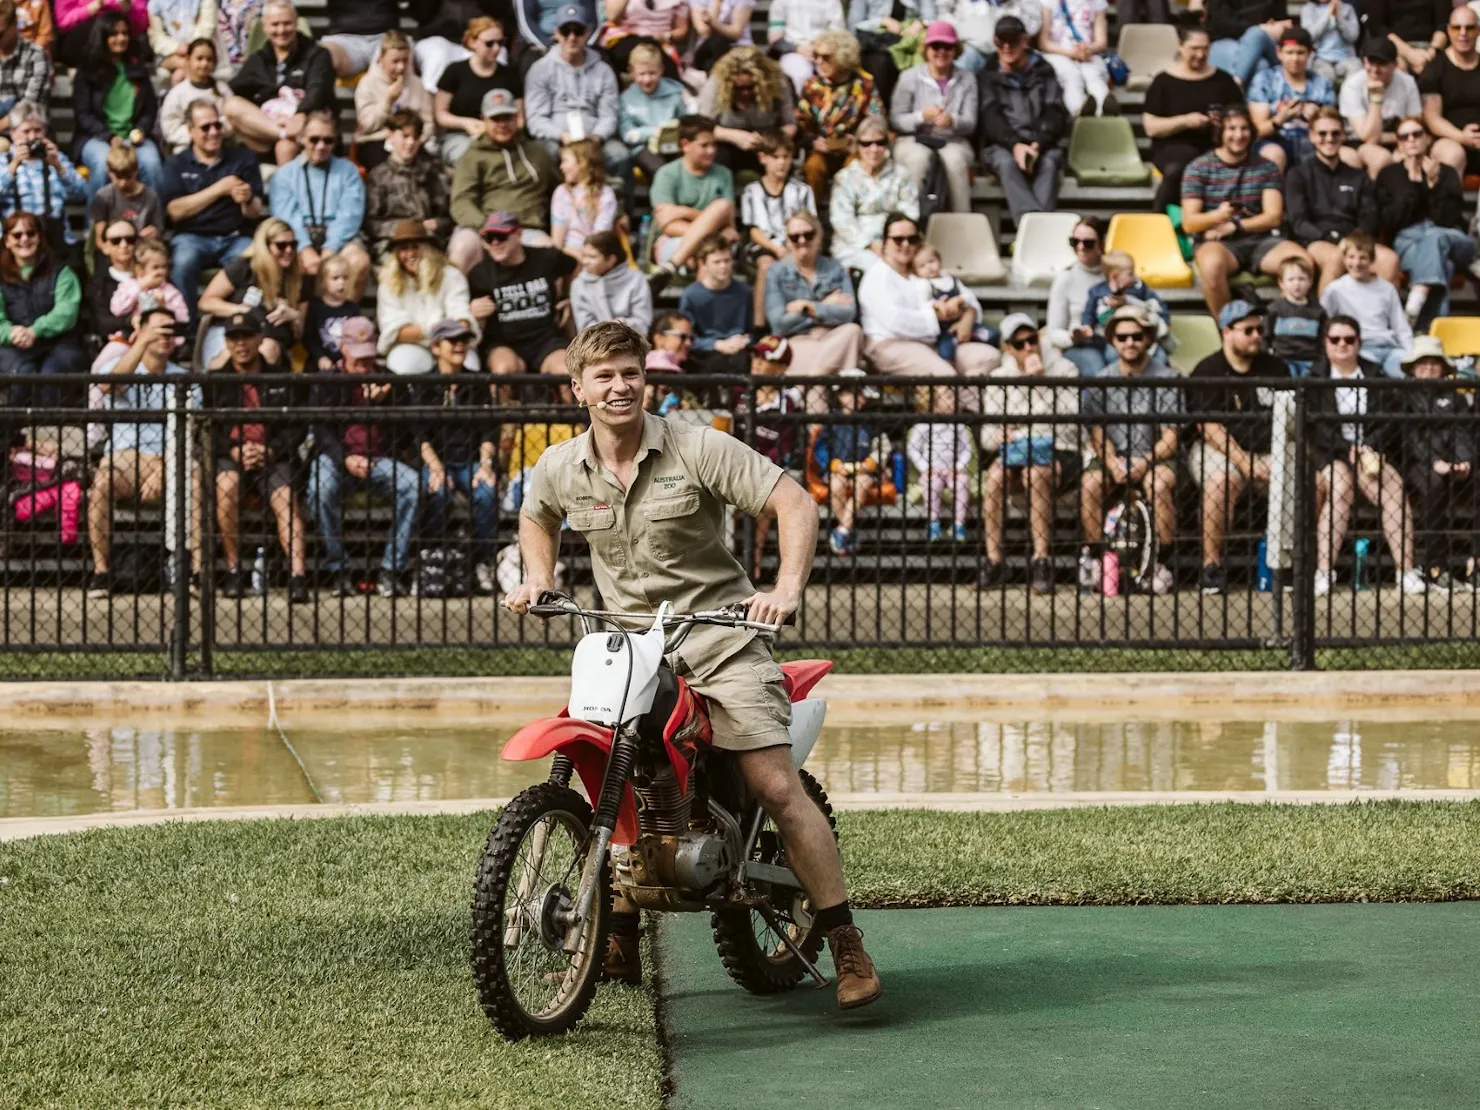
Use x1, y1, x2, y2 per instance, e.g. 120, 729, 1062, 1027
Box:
501, 718, 640, 845
781, 659, 834, 703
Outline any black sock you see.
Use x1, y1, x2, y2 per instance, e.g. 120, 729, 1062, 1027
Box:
610, 910, 640, 937
813, 901, 853, 934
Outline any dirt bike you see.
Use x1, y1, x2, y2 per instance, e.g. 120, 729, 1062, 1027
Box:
470, 591, 837, 1041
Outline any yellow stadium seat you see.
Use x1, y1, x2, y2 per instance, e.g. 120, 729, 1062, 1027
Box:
1429, 317, 1480, 356
1168, 314, 1221, 376
925, 213, 1006, 284
1118, 25, 1179, 92
1106, 213, 1194, 289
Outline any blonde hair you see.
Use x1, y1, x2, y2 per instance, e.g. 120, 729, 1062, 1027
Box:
378, 236, 448, 299
912, 243, 941, 269
1101, 249, 1135, 275
380, 28, 410, 55
566, 321, 650, 378
628, 42, 663, 71
133, 238, 170, 269
708, 46, 785, 115
106, 143, 138, 176
317, 252, 351, 295
811, 29, 861, 73
246, 218, 303, 309
1339, 231, 1375, 259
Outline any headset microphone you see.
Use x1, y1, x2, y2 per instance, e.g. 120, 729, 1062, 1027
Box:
593, 401, 609, 410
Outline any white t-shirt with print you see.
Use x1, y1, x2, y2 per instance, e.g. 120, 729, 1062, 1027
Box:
1045, 0, 1106, 51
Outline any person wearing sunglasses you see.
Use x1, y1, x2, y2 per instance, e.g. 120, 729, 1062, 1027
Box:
224, 0, 337, 166
199, 216, 306, 368
0, 210, 87, 411
696, 46, 797, 177
1376, 114, 1474, 330
931, 0, 1041, 74
827, 115, 917, 273
890, 22, 976, 215
431, 17, 520, 168
268, 108, 371, 298
766, 0, 847, 94
1045, 218, 1106, 376
1418, 6, 1480, 180
977, 16, 1069, 223
523, 5, 624, 167
763, 210, 862, 407
794, 29, 883, 205
83, 218, 136, 361
1336, 37, 1421, 180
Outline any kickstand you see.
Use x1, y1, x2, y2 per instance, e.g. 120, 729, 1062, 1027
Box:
756, 904, 831, 989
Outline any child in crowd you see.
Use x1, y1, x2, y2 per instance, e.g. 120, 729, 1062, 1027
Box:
304, 255, 360, 371
908, 391, 974, 542
159, 38, 233, 153
1082, 250, 1171, 354
617, 44, 689, 186
1320, 231, 1411, 377
813, 369, 884, 557
678, 239, 752, 371
109, 238, 189, 328
912, 242, 983, 362
571, 229, 653, 334
740, 334, 804, 575
740, 130, 817, 323
1299, 0, 1361, 85
88, 144, 165, 246
1265, 255, 1325, 377
365, 110, 451, 260
551, 138, 618, 261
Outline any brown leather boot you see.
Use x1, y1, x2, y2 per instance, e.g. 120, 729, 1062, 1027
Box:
826, 924, 882, 1010
601, 932, 642, 986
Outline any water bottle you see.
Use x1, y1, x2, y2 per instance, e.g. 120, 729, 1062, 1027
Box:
637, 214, 652, 261
1353, 538, 1371, 593
1256, 538, 1272, 592
1101, 550, 1120, 597
891, 449, 907, 493
250, 546, 267, 596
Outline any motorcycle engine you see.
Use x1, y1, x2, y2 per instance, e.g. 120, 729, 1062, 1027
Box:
663, 831, 732, 889
616, 831, 733, 896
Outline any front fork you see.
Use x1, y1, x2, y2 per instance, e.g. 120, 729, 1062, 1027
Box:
562, 730, 637, 953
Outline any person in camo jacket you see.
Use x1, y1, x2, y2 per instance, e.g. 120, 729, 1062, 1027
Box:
365, 109, 453, 260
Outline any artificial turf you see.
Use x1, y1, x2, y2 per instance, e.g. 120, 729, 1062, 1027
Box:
3, 803, 1479, 1108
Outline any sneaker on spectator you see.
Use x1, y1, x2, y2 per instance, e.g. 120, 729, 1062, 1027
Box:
829, 527, 852, 556
376, 570, 412, 598
1400, 568, 1429, 594
1313, 568, 1335, 597
288, 574, 310, 605
220, 568, 247, 599
1201, 563, 1226, 595
952, 523, 967, 542
927, 520, 943, 542
475, 562, 496, 594
1077, 546, 1101, 593
87, 571, 112, 599
1429, 570, 1461, 592
647, 261, 678, 296
977, 559, 1003, 589
334, 570, 358, 597
1030, 557, 1054, 595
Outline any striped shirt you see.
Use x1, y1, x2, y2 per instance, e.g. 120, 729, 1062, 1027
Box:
740, 178, 817, 243
1181, 151, 1283, 224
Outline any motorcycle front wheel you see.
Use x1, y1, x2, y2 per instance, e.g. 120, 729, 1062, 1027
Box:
470, 782, 611, 1040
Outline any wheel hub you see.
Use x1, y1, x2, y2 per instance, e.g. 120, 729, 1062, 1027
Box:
538, 884, 575, 953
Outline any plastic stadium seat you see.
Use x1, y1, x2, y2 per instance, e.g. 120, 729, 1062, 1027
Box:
1168, 314, 1222, 375
804, 427, 897, 507
925, 213, 1006, 284
1118, 25, 1178, 92
1105, 213, 1194, 289
1429, 317, 1480, 356
1068, 117, 1153, 187
1009, 211, 1081, 286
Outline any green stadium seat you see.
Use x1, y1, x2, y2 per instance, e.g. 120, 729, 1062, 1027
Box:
1068, 117, 1153, 188
1168, 313, 1221, 375
1009, 212, 1081, 286
1105, 213, 1194, 288
1118, 25, 1178, 92
925, 213, 1006, 284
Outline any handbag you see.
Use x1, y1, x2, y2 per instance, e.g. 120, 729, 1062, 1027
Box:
1057, 0, 1128, 87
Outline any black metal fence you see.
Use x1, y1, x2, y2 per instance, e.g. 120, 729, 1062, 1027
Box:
1, 371, 1476, 679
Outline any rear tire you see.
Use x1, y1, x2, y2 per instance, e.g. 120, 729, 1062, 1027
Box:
711, 768, 836, 994
470, 783, 611, 1040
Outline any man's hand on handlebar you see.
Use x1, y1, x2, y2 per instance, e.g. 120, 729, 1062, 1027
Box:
503, 581, 554, 614
745, 585, 800, 629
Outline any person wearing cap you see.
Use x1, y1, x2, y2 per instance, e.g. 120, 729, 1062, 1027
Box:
1181, 106, 1311, 317
1187, 299, 1291, 596
432, 16, 523, 169
198, 217, 306, 369
376, 218, 478, 376
976, 15, 1070, 223
447, 87, 561, 274
889, 22, 978, 215
764, 209, 862, 407
1299, 0, 1360, 86
766, 0, 846, 93
465, 208, 579, 378
207, 307, 311, 604
306, 315, 423, 598
1246, 26, 1336, 172
1078, 304, 1181, 592
1366, 0, 1449, 78
523, 6, 623, 165
366, 109, 454, 262
1036, 0, 1113, 118
223, 0, 336, 165
1398, 335, 1476, 590
268, 109, 371, 298
979, 312, 1079, 594
1419, 4, 1480, 181
1338, 38, 1422, 178
933, 0, 1042, 72
1204, 0, 1289, 88
1141, 25, 1245, 214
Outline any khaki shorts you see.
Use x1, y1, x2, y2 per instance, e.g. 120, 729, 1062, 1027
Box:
681, 637, 793, 752
1188, 444, 1271, 489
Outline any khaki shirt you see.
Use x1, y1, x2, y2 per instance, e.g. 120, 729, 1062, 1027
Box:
522, 413, 784, 677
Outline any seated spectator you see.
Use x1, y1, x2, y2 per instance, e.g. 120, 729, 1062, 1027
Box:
977, 16, 1069, 224
1204, 0, 1289, 87
147, 0, 215, 84
376, 219, 477, 375
13, 0, 52, 54
1038, 0, 1112, 118
448, 89, 560, 273
890, 22, 977, 215
1309, 314, 1424, 596
0, 211, 86, 408
913, 243, 987, 363
159, 37, 233, 154
366, 110, 453, 261
1366, 0, 1447, 77
1046, 217, 1106, 375
551, 138, 617, 260
649, 309, 695, 369
768, 0, 846, 93
616, 43, 688, 187
697, 46, 797, 176
308, 316, 422, 599
1399, 336, 1476, 590
303, 253, 358, 371
0, 1, 50, 132
935, 0, 1042, 72
89, 144, 165, 247
1319, 231, 1411, 377
1378, 116, 1473, 331
979, 312, 1079, 592
0, 102, 88, 252
1077, 305, 1180, 593
1339, 37, 1420, 179
71, 14, 164, 198
845, 0, 927, 105
434, 16, 522, 168
763, 210, 860, 398
908, 394, 974, 543
1081, 250, 1171, 357
1246, 27, 1335, 173
648, 114, 738, 283
225, 0, 336, 165
1141, 25, 1244, 212
679, 238, 752, 371
741, 130, 816, 323
1182, 106, 1309, 316
161, 100, 263, 311
1421, 6, 1480, 179
795, 29, 883, 200
110, 237, 190, 329
207, 308, 310, 603
54, 0, 147, 70
354, 30, 437, 173
828, 115, 918, 273
87, 307, 201, 597
415, 318, 501, 595
1264, 254, 1325, 376
524, 7, 623, 164
466, 210, 578, 378
85, 219, 136, 353
691, 0, 755, 72
1300, 0, 1359, 85
198, 217, 305, 367
813, 367, 883, 556
268, 109, 371, 296
599, 0, 688, 79
1188, 299, 1291, 595
320, 0, 400, 79
571, 229, 653, 333
215, 0, 266, 71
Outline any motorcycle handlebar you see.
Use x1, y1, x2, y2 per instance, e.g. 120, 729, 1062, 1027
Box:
523, 596, 793, 632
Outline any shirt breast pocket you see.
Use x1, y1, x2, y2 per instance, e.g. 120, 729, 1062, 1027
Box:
568, 505, 624, 567
642, 491, 700, 560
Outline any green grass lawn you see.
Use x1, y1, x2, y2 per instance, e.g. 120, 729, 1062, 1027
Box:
3, 803, 1479, 1108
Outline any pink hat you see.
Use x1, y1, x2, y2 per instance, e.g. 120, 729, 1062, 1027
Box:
924, 20, 959, 47
646, 349, 684, 373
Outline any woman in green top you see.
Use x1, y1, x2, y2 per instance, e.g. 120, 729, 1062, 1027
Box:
73, 15, 164, 200
0, 211, 87, 409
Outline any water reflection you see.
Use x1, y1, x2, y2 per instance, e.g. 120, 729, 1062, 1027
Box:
3, 717, 1479, 819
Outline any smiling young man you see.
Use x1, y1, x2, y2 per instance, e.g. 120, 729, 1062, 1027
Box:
505, 320, 883, 1012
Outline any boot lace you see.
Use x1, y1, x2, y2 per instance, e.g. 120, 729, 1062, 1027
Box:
830, 926, 869, 976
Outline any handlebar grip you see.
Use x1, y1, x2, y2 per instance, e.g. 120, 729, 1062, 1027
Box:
536, 589, 573, 607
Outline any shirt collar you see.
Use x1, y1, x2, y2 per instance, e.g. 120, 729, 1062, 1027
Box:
581, 412, 666, 471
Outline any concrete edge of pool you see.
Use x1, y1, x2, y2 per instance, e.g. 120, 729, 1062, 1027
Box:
6, 788, 1480, 842
3, 669, 1480, 728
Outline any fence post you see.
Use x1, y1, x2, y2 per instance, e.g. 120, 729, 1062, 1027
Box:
739, 373, 756, 577
198, 407, 216, 678
1290, 381, 1316, 670
169, 380, 190, 680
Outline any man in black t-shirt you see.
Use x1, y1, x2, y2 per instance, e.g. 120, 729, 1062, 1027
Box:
1188, 299, 1292, 595
1421, 6, 1480, 177
466, 210, 577, 378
